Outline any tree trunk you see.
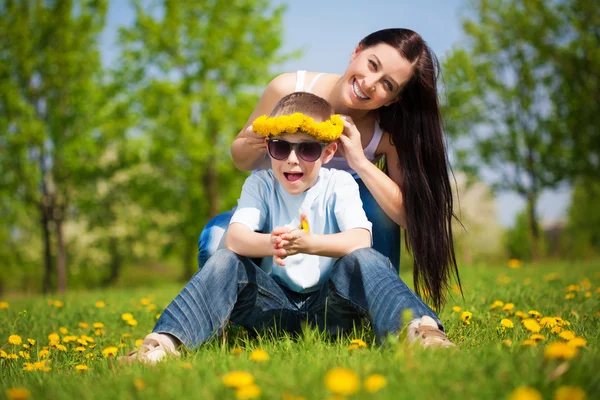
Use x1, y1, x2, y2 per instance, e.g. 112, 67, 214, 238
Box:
103, 237, 122, 286
180, 239, 196, 281
55, 214, 67, 293
526, 191, 539, 261
41, 202, 53, 293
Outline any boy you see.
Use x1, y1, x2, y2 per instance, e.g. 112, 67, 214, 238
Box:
122, 93, 452, 364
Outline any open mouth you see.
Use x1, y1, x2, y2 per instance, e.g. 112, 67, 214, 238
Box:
352, 78, 369, 100
284, 172, 303, 182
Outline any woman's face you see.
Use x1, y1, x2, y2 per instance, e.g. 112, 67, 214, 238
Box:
343, 43, 413, 110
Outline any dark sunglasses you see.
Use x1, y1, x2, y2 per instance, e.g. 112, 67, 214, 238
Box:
267, 139, 326, 162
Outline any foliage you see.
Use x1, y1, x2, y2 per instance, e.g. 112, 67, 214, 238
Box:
565, 181, 600, 258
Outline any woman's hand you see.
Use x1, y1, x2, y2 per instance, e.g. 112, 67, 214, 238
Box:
337, 115, 368, 170
244, 125, 268, 153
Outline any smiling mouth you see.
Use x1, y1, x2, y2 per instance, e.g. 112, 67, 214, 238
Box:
352, 78, 369, 100
284, 172, 303, 182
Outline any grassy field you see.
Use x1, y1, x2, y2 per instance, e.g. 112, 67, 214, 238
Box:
1, 261, 599, 400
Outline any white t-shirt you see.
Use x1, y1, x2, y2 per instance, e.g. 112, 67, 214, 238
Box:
230, 169, 372, 293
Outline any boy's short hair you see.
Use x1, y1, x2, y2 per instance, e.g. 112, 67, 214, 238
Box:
270, 92, 335, 122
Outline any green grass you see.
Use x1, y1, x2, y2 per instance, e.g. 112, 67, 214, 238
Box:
1, 261, 599, 400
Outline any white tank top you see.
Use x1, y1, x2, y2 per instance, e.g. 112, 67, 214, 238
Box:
294, 70, 383, 176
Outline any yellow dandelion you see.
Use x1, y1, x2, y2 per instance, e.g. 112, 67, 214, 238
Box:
78, 322, 89, 329
8, 335, 22, 345
56, 345, 67, 352
121, 313, 134, 321
540, 317, 558, 328
529, 334, 545, 341
544, 273, 561, 282
235, 383, 262, 399
74, 347, 86, 353
59, 327, 68, 335
127, 319, 138, 327
559, 330, 575, 340
565, 284, 580, 292
249, 348, 269, 362
0, 301, 9, 309
580, 278, 591, 289
155, 313, 161, 320
325, 367, 360, 396
364, 374, 387, 393
222, 371, 255, 388
490, 300, 504, 310
122, 333, 132, 339
502, 303, 515, 312
550, 326, 563, 334
452, 306, 461, 313
6, 387, 31, 400
47, 333, 60, 342
102, 346, 118, 358
181, 363, 193, 369
509, 386, 542, 400
521, 339, 537, 347
545, 342, 578, 360
528, 310, 542, 318
350, 339, 367, 348
565, 293, 575, 300
134, 339, 143, 347
501, 319, 514, 329
147, 304, 157, 311
584, 291, 591, 298
231, 347, 243, 355
53, 300, 63, 308
27, 338, 35, 345
39, 349, 49, 358
515, 311, 528, 319
461, 311, 473, 324
94, 329, 104, 336
507, 259, 522, 269
502, 339, 513, 347
522, 319, 541, 333
117, 343, 126, 348
0, 350, 7, 358
93, 322, 104, 329
134, 379, 145, 390
568, 337, 587, 348
140, 298, 151, 305
22, 344, 30, 350
75, 365, 89, 371
553, 385, 587, 400
95, 301, 106, 308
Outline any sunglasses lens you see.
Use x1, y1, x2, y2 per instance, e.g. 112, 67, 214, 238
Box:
298, 142, 323, 162
268, 140, 291, 160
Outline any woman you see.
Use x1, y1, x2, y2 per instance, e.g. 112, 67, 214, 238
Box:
199, 28, 460, 311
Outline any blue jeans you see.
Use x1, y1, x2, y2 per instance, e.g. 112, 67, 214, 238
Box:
154, 248, 440, 349
197, 179, 401, 272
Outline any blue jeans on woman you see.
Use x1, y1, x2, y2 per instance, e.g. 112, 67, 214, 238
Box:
197, 178, 401, 272
154, 248, 439, 348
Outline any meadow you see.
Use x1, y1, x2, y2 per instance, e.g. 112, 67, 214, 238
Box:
1, 260, 598, 400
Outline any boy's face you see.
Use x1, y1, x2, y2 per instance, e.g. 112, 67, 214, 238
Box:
269, 132, 337, 195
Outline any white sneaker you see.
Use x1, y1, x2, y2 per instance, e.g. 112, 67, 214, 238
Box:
406, 316, 455, 348
118, 333, 181, 364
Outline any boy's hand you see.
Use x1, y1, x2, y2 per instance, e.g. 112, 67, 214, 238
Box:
279, 228, 312, 257
270, 226, 290, 266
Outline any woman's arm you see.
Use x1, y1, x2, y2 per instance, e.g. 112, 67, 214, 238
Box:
231, 73, 296, 171
338, 119, 407, 228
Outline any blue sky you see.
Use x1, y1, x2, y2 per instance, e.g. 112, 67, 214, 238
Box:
100, 0, 570, 227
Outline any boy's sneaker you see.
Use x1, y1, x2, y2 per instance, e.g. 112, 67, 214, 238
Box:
406, 316, 455, 348
118, 333, 181, 364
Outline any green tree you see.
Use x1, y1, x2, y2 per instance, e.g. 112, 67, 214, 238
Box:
116, 0, 291, 278
565, 181, 600, 258
442, 0, 567, 260
0, 0, 108, 292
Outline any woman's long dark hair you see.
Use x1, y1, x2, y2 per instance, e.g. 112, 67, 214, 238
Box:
360, 29, 461, 311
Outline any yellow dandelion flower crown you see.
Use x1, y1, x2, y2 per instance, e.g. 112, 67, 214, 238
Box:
251, 113, 344, 142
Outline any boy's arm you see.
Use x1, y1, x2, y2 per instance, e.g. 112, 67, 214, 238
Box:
225, 223, 288, 260
307, 228, 371, 258
278, 227, 371, 259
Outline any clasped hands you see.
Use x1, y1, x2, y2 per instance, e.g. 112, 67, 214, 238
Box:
270, 213, 311, 266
